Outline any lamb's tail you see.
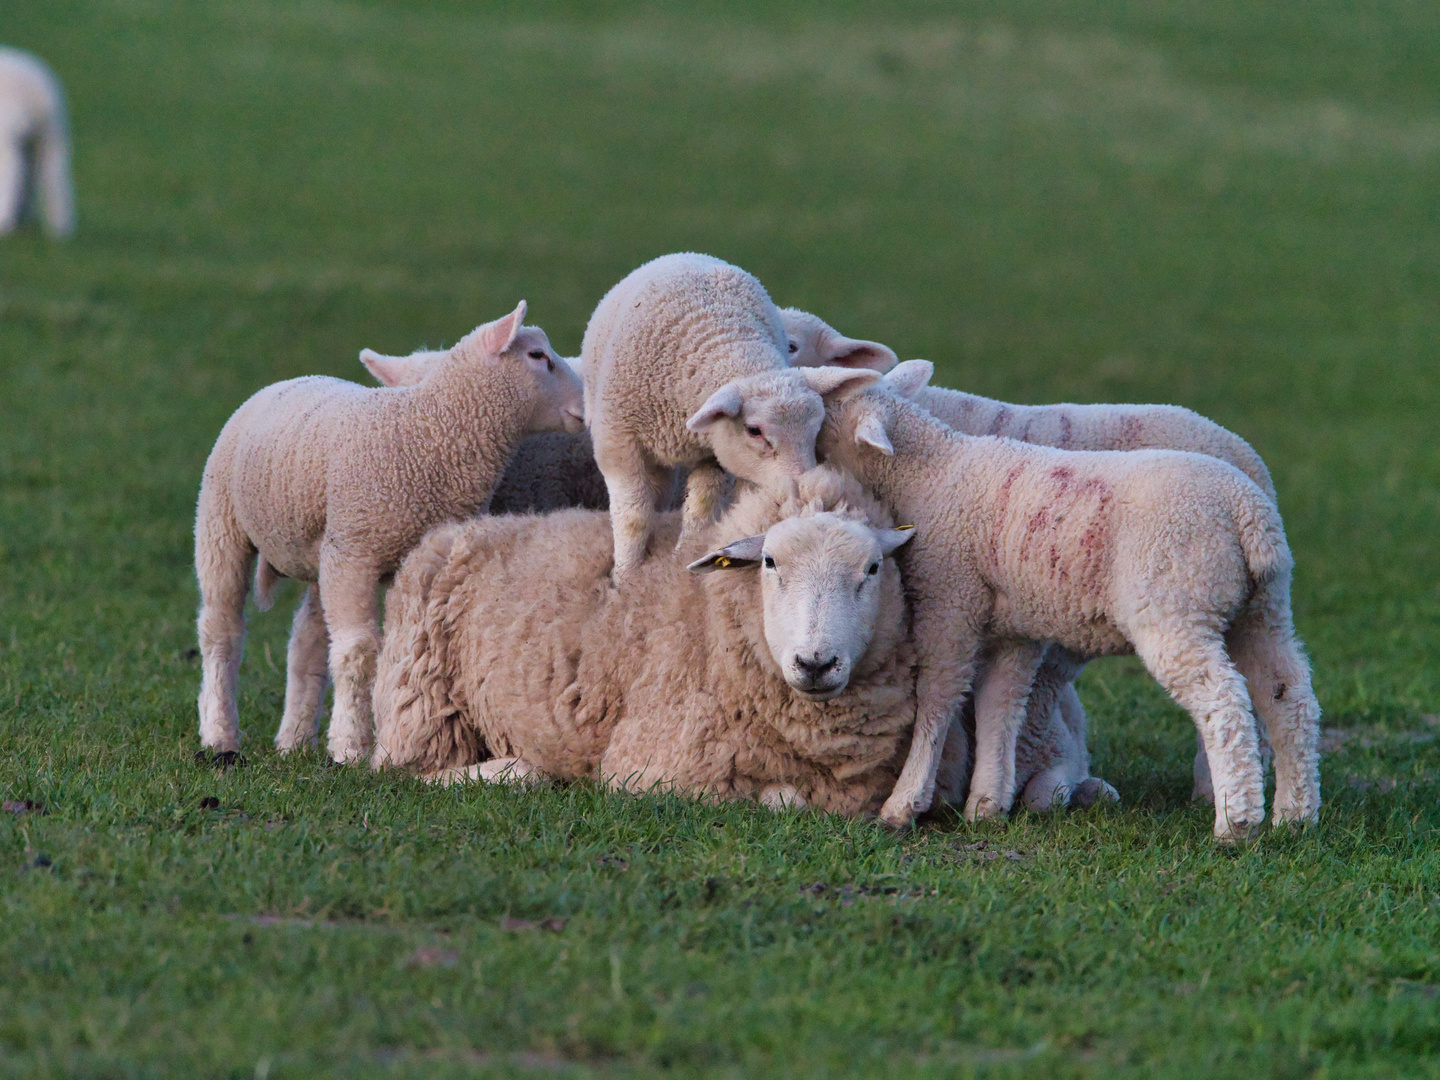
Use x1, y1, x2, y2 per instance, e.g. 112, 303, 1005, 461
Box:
253, 559, 281, 612
1230, 481, 1292, 587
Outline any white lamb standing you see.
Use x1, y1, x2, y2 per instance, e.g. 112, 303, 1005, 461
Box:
371, 468, 923, 816
194, 302, 585, 763
785, 308, 1279, 805
359, 347, 612, 514
818, 366, 1321, 841
0, 47, 73, 237
581, 253, 881, 583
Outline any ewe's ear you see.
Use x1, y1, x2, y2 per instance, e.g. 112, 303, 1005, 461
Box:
877, 525, 914, 554
884, 359, 934, 398
799, 366, 881, 403
687, 534, 767, 573
818, 331, 898, 374
855, 413, 894, 455
478, 300, 528, 356
686, 383, 745, 432
360, 348, 437, 387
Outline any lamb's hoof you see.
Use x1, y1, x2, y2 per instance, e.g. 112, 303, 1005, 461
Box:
877, 800, 917, 831
1213, 818, 1263, 845
327, 739, 373, 766
195, 749, 247, 769
964, 795, 1007, 824
1071, 778, 1120, 808
1270, 805, 1320, 828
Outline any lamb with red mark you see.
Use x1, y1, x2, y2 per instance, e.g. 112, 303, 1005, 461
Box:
819, 362, 1321, 843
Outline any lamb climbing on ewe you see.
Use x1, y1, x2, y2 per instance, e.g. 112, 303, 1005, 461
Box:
194, 302, 585, 764
818, 365, 1321, 841
580, 253, 881, 583
371, 468, 920, 816
0, 47, 74, 236
787, 308, 1279, 803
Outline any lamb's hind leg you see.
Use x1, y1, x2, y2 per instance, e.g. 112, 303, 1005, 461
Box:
195, 499, 255, 753
318, 551, 380, 764
1134, 626, 1265, 842
594, 435, 668, 583
1228, 584, 1322, 825
274, 583, 330, 753
966, 640, 1047, 820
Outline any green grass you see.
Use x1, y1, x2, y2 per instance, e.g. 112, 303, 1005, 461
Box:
3, 1, 1439, 1076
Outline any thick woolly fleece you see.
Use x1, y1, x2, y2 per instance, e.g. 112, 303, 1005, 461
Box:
371, 470, 921, 817
194, 304, 585, 763
0, 47, 73, 236
820, 387, 1322, 840
580, 253, 877, 581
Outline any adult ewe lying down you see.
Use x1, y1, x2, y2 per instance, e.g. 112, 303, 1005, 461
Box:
582, 253, 880, 583
820, 371, 1321, 840
372, 469, 921, 815
195, 303, 584, 763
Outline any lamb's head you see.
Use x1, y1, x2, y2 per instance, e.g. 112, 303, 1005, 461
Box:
817, 362, 935, 469
779, 308, 898, 374
453, 301, 586, 435
689, 507, 913, 701
685, 367, 881, 490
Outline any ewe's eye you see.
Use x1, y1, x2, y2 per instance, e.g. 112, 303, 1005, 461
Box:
763, 555, 776, 570
527, 349, 546, 360
746, 425, 764, 438
788, 341, 799, 354
867, 562, 880, 576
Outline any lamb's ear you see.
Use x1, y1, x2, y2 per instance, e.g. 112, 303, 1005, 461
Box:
478, 300, 528, 356
877, 525, 914, 554
686, 383, 745, 432
687, 534, 767, 573
883, 359, 934, 399
818, 331, 898, 374
360, 348, 435, 387
855, 413, 894, 455
798, 366, 882, 403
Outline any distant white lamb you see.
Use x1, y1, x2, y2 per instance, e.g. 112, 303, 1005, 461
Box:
786, 308, 1279, 803
581, 253, 880, 583
371, 468, 921, 816
820, 368, 1321, 840
194, 303, 584, 763
0, 47, 73, 236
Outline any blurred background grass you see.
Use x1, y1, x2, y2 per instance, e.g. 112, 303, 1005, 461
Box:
2, 2, 1439, 1076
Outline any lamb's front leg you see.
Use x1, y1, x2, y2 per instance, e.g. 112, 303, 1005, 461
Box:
879, 623, 983, 829
966, 640, 1047, 821
318, 551, 381, 764
678, 462, 728, 544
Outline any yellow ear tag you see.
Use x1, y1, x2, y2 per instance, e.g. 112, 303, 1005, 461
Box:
715, 556, 731, 567
896, 524, 915, 531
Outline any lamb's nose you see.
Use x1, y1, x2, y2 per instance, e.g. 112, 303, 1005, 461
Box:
795, 654, 839, 681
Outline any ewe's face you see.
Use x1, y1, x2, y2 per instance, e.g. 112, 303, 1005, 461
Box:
511, 327, 585, 435
758, 514, 895, 701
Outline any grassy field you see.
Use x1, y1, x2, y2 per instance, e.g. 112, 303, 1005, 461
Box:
3, 1, 1440, 1076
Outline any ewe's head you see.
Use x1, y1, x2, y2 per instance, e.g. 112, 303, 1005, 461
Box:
454, 302, 586, 434
690, 508, 912, 701
685, 367, 881, 489
779, 308, 898, 373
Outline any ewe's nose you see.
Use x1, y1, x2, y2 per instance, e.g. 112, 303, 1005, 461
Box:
794, 654, 839, 682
